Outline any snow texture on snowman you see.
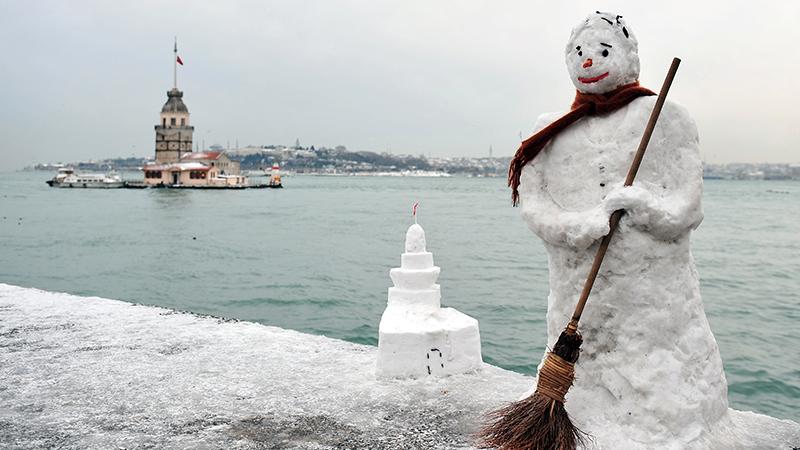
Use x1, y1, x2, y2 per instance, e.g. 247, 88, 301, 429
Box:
517, 12, 731, 447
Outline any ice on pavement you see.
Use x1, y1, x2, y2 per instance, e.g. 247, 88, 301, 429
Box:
0, 284, 524, 449
1, 283, 798, 449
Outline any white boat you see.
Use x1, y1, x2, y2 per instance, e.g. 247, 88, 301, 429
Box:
46, 168, 124, 188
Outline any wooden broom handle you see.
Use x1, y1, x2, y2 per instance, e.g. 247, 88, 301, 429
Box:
567, 57, 681, 331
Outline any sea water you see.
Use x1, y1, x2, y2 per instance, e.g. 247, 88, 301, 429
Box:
0, 171, 797, 421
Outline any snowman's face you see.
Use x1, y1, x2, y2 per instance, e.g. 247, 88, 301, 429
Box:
565, 18, 639, 94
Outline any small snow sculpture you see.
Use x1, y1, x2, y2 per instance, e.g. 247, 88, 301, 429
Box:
514, 11, 729, 447
376, 216, 482, 379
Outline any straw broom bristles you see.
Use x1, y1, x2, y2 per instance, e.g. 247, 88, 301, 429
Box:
478, 325, 586, 450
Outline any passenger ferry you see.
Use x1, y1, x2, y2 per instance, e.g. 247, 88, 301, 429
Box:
46, 168, 124, 188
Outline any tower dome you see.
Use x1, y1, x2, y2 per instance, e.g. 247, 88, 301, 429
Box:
161, 88, 189, 113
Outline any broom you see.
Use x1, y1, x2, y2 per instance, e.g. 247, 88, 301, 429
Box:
479, 57, 682, 450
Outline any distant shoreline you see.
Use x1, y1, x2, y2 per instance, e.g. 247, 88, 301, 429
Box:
22, 153, 800, 180
18, 167, 800, 181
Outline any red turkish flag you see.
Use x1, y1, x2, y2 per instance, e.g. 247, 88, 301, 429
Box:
176, 55, 184, 65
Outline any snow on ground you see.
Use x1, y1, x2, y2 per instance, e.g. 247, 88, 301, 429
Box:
0, 284, 525, 449
1, 283, 798, 449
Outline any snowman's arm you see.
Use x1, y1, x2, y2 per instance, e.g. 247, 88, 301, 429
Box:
520, 161, 609, 250
619, 102, 704, 240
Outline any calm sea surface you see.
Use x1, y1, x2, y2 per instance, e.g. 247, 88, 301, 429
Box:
1, 171, 798, 421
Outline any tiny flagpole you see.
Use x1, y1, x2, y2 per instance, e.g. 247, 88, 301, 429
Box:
173, 37, 178, 89
412, 201, 419, 224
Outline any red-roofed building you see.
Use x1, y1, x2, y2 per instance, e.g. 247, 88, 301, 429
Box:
179, 151, 240, 175
141, 150, 241, 186
181, 151, 221, 160
141, 160, 247, 187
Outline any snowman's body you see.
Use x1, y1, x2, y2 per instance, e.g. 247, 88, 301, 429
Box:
502, 11, 800, 449
519, 96, 729, 446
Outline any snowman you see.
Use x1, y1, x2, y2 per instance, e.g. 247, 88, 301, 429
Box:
513, 12, 729, 447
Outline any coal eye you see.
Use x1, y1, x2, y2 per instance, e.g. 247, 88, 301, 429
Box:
602, 49, 609, 57
578, 51, 583, 56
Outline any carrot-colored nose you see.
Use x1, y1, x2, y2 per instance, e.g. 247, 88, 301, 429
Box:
582, 58, 593, 68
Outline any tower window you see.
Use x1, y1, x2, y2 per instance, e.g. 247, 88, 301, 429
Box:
170, 117, 176, 126
181, 118, 185, 126
162, 118, 166, 126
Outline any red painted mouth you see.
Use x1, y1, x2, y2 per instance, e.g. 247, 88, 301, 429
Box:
578, 72, 610, 84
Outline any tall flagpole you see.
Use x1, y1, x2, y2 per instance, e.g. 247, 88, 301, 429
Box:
173, 37, 177, 89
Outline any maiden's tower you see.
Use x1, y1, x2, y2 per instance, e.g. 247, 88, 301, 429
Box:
142, 40, 244, 187
155, 88, 193, 164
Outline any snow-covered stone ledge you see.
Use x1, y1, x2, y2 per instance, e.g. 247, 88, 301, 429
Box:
1, 283, 798, 449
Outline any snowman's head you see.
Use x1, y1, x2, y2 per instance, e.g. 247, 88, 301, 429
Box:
565, 12, 639, 94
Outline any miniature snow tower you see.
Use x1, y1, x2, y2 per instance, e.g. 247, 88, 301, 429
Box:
376, 208, 482, 378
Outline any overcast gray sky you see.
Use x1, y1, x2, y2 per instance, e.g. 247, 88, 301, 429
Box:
1, 0, 798, 170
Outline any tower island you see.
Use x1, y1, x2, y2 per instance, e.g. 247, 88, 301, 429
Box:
139, 41, 247, 188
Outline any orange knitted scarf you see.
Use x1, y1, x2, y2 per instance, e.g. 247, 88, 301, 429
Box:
508, 82, 656, 206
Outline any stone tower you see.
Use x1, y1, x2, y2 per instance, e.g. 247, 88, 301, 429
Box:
154, 88, 193, 163
154, 39, 193, 164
